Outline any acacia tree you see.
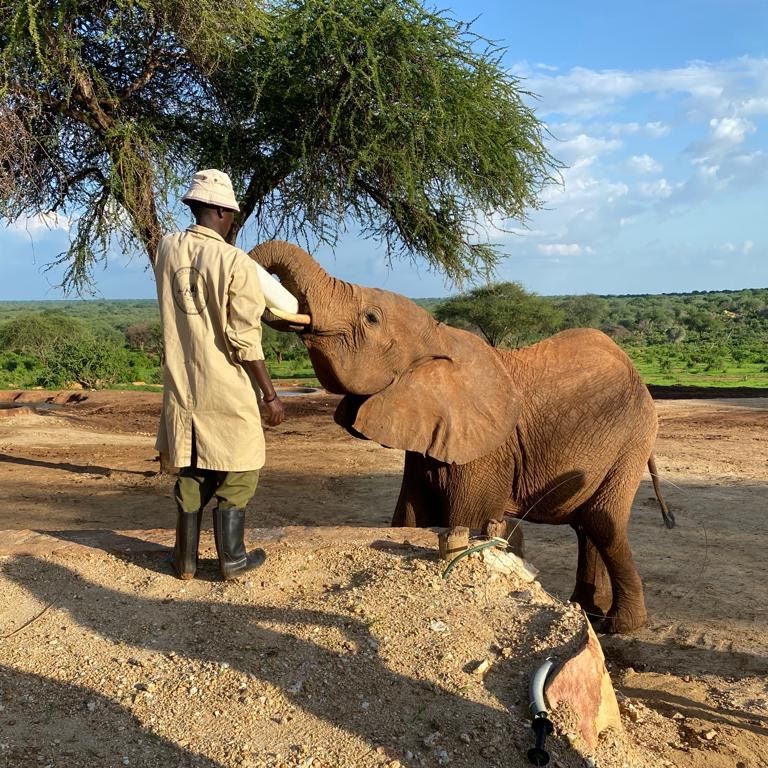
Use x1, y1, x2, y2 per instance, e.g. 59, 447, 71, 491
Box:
1, 0, 559, 292
0, 0, 265, 289
435, 282, 564, 348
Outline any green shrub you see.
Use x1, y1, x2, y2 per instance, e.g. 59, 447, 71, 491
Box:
38, 336, 133, 389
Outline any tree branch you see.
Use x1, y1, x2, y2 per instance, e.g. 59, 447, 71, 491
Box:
227, 155, 295, 244
51, 166, 106, 210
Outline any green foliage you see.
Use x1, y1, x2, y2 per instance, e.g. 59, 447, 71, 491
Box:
3, 287, 768, 391
435, 281, 564, 347
216, 0, 559, 283
0, 0, 267, 289
0, 308, 137, 387
261, 325, 307, 365
557, 294, 604, 328
0, 299, 316, 387
1, 0, 557, 291
39, 335, 133, 388
0, 351, 43, 388
0, 311, 86, 363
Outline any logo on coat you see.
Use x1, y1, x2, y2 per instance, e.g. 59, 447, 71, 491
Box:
172, 267, 209, 315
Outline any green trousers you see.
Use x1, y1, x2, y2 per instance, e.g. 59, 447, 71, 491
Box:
175, 467, 260, 514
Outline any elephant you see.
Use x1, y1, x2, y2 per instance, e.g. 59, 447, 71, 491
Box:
249, 240, 674, 633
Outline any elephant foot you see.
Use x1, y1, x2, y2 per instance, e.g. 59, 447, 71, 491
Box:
593, 605, 648, 634
569, 585, 611, 624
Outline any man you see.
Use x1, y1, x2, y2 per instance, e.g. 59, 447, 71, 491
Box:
154, 169, 285, 581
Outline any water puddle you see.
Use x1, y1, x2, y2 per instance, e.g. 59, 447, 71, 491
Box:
275, 387, 321, 397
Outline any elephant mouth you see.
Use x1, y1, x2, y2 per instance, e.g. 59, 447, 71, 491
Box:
333, 393, 369, 435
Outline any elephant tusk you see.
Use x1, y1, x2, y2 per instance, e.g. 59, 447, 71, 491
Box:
265, 307, 311, 325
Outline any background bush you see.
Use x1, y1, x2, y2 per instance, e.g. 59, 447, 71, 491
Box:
1, 288, 767, 390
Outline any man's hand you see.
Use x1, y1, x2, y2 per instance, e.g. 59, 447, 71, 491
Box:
261, 395, 285, 427
244, 359, 286, 427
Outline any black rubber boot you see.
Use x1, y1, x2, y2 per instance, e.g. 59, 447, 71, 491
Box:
171, 509, 202, 580
213, 507, 266, 581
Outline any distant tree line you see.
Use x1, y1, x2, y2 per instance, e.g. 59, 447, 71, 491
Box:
433, 284, 768, 377
0, 302, 312, 388
1, 286, 766, 389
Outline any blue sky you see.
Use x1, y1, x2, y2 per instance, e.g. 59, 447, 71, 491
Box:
3, 0, 767, 299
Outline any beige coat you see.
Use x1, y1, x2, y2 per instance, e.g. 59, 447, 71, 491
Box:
154, 225, 267, 471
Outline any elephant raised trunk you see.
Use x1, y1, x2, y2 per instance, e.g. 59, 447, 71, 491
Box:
248, 240, 355, 331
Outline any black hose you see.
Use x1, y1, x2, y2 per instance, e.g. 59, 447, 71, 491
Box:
527, 657, 556, 766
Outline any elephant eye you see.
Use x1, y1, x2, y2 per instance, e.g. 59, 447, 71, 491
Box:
364, 309, 380, 325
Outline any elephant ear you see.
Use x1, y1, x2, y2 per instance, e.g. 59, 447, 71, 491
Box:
334, 353, 520, 465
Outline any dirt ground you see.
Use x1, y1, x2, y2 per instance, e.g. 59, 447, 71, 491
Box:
0, 387, 766, 767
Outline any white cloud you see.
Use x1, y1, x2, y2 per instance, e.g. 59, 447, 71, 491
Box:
637, 179, 675, 198
555, 134, 622, 167
738, 96, 768, 116
605, 121, 670, 138
709, 116, 756, 144
537, 243, 594, 257
519, 65, 639, 116
628, 154, 663, 174
516, 56, 768, 121
7, 212, 71, 236
721, 240, 755, 255
644, 121, 671, 138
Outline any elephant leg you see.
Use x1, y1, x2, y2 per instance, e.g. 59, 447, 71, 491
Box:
570, 524, 612, 622
441, 458, 514, 532
579, 468, 648, 634
391, 451, 443, 527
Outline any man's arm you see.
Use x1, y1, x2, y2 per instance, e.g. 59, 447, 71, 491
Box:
243, 359, 285, 427
225, 254, 286, 427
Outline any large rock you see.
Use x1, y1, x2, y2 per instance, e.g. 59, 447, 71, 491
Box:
545, 620, 622, 749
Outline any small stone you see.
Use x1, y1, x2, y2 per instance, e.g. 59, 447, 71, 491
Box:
473, 659, 491, 676
423, 732, 441, 747
672, 712, 685, 720
459, 733, 471, 744
436, 749, 450, 765
86, 701, 97, 712
703, 729, 717, 741
429, 619, 448, 633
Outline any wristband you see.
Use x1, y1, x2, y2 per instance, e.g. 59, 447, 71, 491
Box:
263, 393, 277, 403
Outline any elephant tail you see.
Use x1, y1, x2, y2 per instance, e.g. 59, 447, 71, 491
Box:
648, 454, 675, 529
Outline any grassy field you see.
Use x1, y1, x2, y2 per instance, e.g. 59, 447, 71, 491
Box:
631, 361, 768, 388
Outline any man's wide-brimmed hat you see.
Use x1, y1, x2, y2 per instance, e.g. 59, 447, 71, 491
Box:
182, 169, 240, 212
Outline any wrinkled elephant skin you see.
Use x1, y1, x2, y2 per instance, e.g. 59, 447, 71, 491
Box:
249, 241, 671, 633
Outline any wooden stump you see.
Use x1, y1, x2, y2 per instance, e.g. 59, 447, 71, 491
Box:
438, 526, 470, 560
